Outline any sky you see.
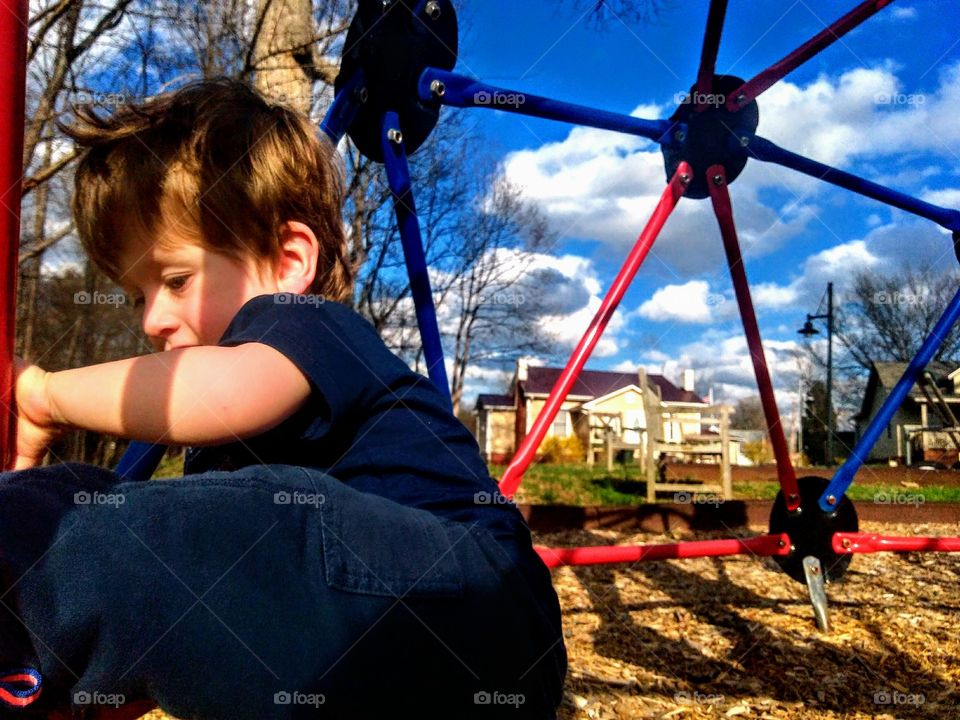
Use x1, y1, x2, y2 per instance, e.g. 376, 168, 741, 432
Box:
441, 0, 960, 424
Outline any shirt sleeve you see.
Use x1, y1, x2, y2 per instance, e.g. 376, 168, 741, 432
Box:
216, 294, 436, 438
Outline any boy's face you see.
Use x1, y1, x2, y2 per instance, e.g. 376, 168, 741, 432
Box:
118, 220, 279, 353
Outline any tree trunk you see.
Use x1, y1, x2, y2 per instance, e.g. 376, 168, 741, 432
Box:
252, 0, 316, 113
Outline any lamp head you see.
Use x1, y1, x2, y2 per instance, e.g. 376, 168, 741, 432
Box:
798, 319, 819, 337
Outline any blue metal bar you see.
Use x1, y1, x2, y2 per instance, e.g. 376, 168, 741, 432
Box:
750, 135, 960, 232
115, 440, 166, 482
419, 68, 681, 145
820, 284, 960, 511
319, 68, 366, 145
380, 110, 452, 404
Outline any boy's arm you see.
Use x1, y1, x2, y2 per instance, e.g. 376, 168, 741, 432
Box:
45, 343, 311, 446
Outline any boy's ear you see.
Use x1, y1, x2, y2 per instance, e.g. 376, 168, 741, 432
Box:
274, 221, 319, 294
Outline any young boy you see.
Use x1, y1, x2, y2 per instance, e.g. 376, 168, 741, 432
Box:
1, 80, 566, 719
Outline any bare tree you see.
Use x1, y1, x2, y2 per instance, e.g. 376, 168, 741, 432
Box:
837, 268, 960, 371
446, 174, 557, 414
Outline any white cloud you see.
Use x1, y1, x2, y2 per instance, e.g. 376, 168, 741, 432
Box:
891, 6, 918, 20
922, 188, 960, 209
637, 280, 721, 323
752, 283, 799, 310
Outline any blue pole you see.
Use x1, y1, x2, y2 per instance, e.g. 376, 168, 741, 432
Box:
319, 69, 366, 145
419, 68, 680, 145
380, 110, 452, 404
750, 135, 960, 233
820, 284, 960, 511
115, 440, 166, 482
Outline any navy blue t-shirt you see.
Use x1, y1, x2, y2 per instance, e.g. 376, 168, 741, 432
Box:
183, 293, 525, 541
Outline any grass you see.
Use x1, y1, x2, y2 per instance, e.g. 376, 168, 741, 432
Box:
492, 462, 960, 505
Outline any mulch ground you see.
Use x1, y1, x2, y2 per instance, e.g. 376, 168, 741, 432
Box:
138, 521, 959, 720
545, 521, 960, 719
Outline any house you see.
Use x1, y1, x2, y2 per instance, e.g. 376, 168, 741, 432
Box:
854, 360, 960, 465
475, 360, 723, 464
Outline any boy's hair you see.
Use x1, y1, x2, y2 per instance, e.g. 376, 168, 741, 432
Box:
64, 79, 353, 302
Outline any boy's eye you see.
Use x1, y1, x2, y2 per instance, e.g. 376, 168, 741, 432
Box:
164, 275, 190, 291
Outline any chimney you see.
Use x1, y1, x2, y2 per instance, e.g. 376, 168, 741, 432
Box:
517, 357, 528, 382
683, 368, 695, 392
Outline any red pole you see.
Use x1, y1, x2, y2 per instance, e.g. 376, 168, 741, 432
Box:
833, 532, 960, 555
724, 0, 893, 112
0, 0, 29, 471
708, 165, 800, 511
535, 533, 790, 569
694, 0, 729, 111
498, 163, 691, 498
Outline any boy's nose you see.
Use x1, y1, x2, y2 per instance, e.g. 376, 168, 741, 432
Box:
141, 296, 179, 345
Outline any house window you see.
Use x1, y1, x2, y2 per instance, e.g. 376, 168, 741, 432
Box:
552, 410, 569, 437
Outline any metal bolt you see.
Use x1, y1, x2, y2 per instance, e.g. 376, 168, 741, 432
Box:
674, 130, 686, 142
736, 93, 746, 104
354, 86, 369, 104
712, 173, 723, 186
826, 495, 837, 505
429, 79, 446, 98
739, 136, 750, 147
387, 128, 403, 144
679, 173, 690, 184
778, 539, 786, 548
425, 0, 441, 19
841, 538, 852, 549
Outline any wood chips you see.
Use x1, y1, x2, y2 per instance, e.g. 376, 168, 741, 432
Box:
545, 522, 959, 720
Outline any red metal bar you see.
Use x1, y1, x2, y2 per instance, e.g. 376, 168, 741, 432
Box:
833, 532, 960, 555
0, 0, 28, 471
724, 0, 894, 112
536, 533, 790, 569
498, 164, 692, 498
694, 0, 729, 111
707, 165, 800, 511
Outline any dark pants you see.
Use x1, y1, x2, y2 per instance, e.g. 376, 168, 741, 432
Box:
0, 464, 566, 719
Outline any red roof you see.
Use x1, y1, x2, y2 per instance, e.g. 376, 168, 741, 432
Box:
520, 366, 706, 404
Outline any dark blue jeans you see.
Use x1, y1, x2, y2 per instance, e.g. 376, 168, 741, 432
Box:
0, 463, 566, 719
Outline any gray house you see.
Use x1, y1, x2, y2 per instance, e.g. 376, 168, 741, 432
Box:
854, 361, 960, 465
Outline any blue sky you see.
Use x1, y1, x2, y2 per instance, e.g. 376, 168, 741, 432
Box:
443, 1, 960, 418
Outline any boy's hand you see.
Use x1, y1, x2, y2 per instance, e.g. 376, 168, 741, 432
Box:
12, 357, 63, 470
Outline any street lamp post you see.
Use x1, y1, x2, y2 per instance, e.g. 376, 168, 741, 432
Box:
798, 282, 834, 466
